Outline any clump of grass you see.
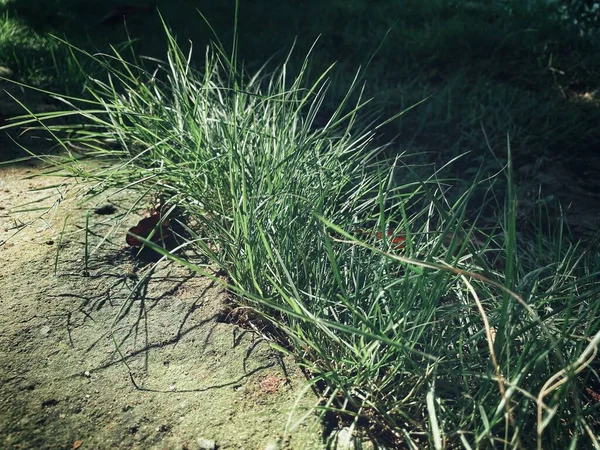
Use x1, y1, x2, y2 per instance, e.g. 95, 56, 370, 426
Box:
3, 16, 599, 449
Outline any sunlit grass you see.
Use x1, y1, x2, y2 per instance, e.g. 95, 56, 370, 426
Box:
2, 12, 600, 449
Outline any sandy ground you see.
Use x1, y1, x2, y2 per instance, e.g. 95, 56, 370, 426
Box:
0, 162, 324, 450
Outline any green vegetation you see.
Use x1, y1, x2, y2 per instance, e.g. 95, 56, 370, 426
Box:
1, 0, 599, 448
2, 0, 600, 171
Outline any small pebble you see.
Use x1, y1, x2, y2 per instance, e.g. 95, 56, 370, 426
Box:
84, 371, 91, 378
40, 325, 51, 336
197, 437, 216, 450
264, 440, 281, 450
330, 427, 356, 450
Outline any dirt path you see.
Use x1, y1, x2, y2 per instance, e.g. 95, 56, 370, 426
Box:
0, 164, 323, 450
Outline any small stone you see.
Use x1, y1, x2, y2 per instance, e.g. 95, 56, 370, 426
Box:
327, 427, 375, 450
197, 437, 216, 450
123, 264, 137, 279
84, 371, 91, 378
264, 439, 281, 450
40, 325, 51, 336
329, 427, 356, 450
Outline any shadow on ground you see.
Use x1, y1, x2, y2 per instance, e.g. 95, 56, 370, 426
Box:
0, 165, 323, 449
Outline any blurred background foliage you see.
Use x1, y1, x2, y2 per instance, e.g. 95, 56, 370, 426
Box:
1, 0, 599, 225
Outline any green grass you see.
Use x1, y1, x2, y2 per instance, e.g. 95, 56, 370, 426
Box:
3, 13, 599, 448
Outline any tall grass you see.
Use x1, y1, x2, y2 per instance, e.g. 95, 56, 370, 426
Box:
3, 19, 599, 449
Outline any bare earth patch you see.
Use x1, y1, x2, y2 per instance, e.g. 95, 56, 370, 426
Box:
0, 164, 323, 450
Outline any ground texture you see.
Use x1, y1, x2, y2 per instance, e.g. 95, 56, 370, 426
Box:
0, 161, 323, 450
